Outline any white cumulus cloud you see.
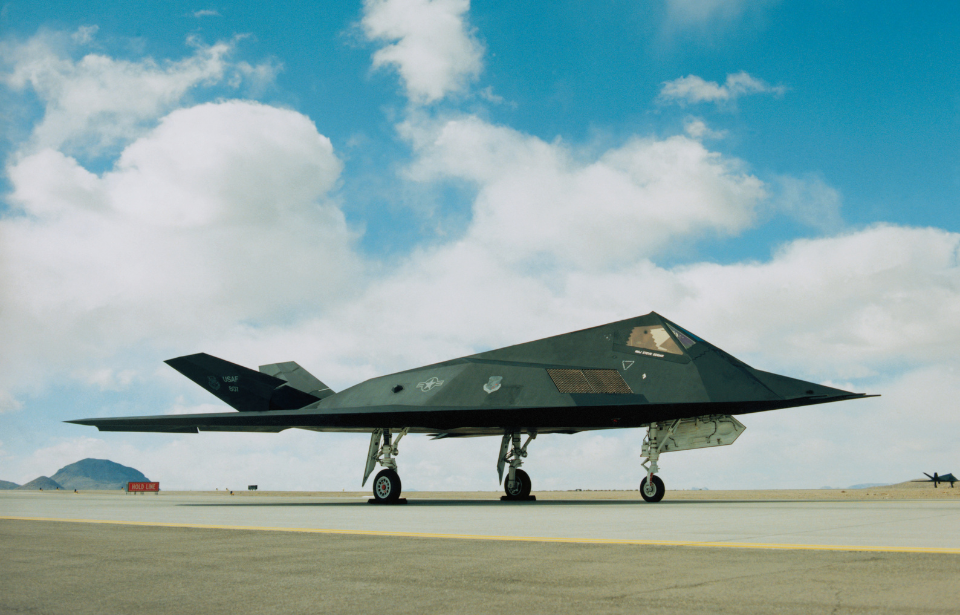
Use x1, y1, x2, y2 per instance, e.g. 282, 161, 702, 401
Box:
683, 117, 727, 139
769, 173, 843, 231
400, 115, 766, 270
662, 225, 960, 379
1, 29, 280, 156
361, 0, 484, 104
0, 101, 360, 402
659, 71, 785, 106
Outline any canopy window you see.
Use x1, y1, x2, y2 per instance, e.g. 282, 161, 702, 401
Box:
626, 325, 683, 355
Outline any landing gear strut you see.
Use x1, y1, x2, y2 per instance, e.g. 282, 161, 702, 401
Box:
498, 431, 536, 501
364, 428, 408, 503
640, 421, 674, 503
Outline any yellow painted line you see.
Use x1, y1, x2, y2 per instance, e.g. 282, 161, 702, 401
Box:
2, 515, 959, 555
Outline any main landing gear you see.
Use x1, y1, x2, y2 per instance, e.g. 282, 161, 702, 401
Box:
639, 421, 671, 503
498, 431, 536, 501
364, 428, 408, 504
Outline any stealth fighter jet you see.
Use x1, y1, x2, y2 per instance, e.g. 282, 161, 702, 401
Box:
921, 472, 957, 488
70, 312, 874, 503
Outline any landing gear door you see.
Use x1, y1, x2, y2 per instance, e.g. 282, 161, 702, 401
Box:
642, 415, 745, 455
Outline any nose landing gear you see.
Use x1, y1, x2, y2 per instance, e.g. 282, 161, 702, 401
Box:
637, 415, 747, 502
504, 469, 532, 499
640, 474, 665, 502
640, 421, 674, 503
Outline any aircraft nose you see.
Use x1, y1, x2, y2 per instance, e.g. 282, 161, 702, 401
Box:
746, 367, 857, 401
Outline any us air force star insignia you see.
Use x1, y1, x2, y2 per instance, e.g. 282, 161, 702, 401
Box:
417, 377, 444, 392
622, 360, 634, 370
207, 376, 221, 391
483, 376, 502, 394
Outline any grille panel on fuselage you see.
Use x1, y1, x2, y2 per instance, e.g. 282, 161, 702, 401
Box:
547, 369, 633, 394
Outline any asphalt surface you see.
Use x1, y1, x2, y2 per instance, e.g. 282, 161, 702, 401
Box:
3, 491, 960, 614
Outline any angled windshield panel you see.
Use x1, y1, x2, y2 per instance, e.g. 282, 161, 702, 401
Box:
667, 324, 697, 350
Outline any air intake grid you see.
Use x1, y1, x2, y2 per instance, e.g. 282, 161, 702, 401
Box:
547, 369, 633, 394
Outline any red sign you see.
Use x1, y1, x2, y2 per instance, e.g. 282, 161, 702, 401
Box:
127, 482, 159, 492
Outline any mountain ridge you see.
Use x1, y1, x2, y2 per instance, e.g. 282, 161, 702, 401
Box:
51, 458, 150, 490
5, 458, 150, 490
17, 476, 64, 490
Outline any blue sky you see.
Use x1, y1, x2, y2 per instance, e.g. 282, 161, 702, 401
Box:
1, 1, 958, 491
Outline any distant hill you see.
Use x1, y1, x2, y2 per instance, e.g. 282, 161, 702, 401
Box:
50, 458, 149, 490
17, 476, 64, 490
0, 480, 20, 490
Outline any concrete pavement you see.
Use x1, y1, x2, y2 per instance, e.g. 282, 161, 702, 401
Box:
3, 491, 960, 614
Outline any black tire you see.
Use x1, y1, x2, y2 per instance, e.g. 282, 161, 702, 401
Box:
504, 469, 532, 499
639, 474, 665, 503
373, 469, 402, 502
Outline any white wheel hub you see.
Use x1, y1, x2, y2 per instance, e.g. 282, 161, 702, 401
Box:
375, 476, 393, 498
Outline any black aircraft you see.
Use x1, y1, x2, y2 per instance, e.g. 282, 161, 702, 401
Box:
922, 472, 956, 488
69, 312, 875, 503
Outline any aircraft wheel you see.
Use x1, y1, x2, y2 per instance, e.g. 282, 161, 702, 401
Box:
640, 474, 665, 503
504, 469, 532, 499
373, 469, 402, 502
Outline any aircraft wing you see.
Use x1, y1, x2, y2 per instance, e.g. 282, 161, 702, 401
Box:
67, 392, 872, 437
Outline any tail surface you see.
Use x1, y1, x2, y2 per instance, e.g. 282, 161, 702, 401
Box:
259, 361, 334, 400
166, 353, 334, 412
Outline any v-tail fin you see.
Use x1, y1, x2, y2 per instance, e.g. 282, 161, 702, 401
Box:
259, 361, 334, 401
165, 353, 333, 412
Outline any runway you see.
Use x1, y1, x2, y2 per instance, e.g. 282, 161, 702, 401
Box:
3, 490, 960, 552
3, 491, 960, 614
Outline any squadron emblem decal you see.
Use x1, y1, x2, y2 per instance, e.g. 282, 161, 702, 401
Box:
483, 376, 502, 394
207, 376, 221, 391
417, 377, 444, 392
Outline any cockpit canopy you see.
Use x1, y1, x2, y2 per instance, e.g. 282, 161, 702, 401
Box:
625, 322, 701, 355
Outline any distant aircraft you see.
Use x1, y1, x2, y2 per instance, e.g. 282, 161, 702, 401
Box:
921, 472, 956, 488
70, 313, 875, 503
